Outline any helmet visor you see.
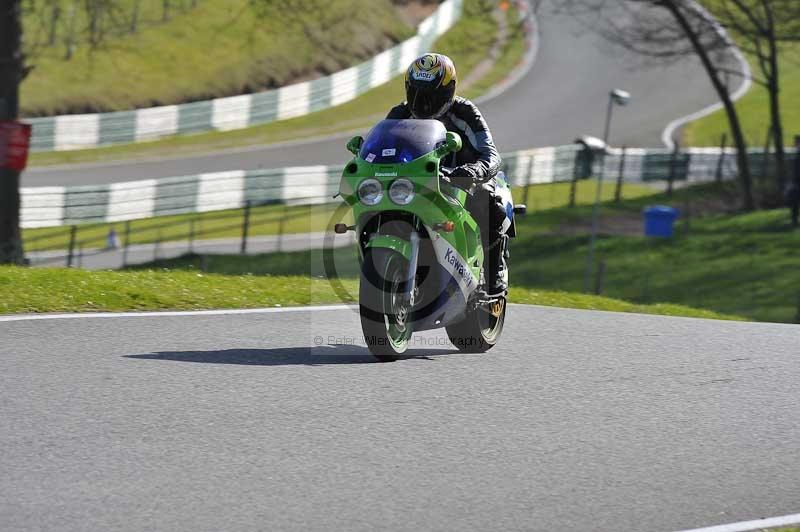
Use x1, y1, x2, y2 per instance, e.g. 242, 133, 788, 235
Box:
407, 84, 455, 119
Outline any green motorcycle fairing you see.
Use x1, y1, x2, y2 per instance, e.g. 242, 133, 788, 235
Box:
339, 120, 484, 329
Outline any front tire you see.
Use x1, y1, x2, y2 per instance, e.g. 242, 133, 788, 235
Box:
360, 248, 413, 361
446, 298, 506, 353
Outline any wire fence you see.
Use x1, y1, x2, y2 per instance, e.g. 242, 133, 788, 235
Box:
24, 198, 344, 269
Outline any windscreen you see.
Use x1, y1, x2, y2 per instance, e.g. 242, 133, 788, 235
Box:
359, 119, 447, 164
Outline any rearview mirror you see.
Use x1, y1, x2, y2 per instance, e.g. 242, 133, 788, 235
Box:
346, 136, 363, 155
435, 131, 462, 158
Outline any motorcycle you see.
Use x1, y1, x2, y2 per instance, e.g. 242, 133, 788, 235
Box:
334, 119, 525, 361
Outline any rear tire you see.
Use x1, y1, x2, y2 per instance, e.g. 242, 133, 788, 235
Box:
360, 248, 413, 361
446, 298, 506, 353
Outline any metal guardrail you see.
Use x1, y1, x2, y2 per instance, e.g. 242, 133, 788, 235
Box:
24, 0, 463, 152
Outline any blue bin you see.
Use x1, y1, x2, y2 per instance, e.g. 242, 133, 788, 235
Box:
643, 205, 679, 237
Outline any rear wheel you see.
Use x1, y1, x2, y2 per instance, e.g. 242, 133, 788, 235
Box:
446, 298, 506, 353
360, 248, 413, 361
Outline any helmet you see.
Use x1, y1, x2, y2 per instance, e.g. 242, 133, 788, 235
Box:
405, 53, 457, 119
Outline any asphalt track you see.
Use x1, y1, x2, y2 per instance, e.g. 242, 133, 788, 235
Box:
1, 305, 798, 531
23, 1, 735, 187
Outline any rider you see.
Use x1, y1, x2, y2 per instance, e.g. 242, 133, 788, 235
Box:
387, 53, 507, 295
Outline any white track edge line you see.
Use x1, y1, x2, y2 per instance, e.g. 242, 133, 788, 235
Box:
661, 0, 753, 150
0, 304, 354, 323
675, 512, 800, 532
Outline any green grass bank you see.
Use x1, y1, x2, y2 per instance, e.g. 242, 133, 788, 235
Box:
21, 0, 413, 116
28, 0, 528, 167
121, 181, 799, 324
685, 40, 800, 147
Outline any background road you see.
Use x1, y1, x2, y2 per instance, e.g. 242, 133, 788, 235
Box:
23, 1, 735, 187
1, 305, 798, 532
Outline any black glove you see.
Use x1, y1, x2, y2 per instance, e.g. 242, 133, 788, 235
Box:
449, 166, 477, 191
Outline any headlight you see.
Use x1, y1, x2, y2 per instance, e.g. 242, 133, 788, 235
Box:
358, 179, 383, 205
389, 179, 415, 205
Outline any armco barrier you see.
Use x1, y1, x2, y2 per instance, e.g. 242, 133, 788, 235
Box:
21, 146, 796, 229
25, 0, 463, 153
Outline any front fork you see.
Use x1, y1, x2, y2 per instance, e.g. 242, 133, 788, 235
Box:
362, 212, 421, 307
404, 229, 420, 306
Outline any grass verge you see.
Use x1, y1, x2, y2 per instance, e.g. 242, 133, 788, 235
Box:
12, 184, 766, 323
28, 0, 528, 167
25, 180, 791, 322
116, 181, 799, 323
0, 263, 740, 320
509, 182, 800, 323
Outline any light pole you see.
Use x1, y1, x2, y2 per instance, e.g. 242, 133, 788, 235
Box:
584, 89, 631, 294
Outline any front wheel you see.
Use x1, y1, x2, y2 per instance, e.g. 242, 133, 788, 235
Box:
360, 248, 413, 361
446, 298, 506, 353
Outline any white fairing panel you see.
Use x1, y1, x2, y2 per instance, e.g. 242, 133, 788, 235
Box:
496, 172, 514, 235
428, 230, 479, 300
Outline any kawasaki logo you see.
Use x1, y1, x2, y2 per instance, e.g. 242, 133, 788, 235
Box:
375, 172, 397, 177
444, 247, 474, 288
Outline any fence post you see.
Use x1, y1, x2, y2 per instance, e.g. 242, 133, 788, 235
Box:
715, 133, 727, 183
761, 126, 773, 185
683, 193, 691, 236
569, 171, 578, 208
614, 146, 627, 203
241, 201, 251, 254
523, 157, 534, 209
154, 230, 161, 261
188, 218, 195, 254
122, 220, 131, 268
66, 225, 77, 267
277, 204, 287, 252
594, 258, 606, 295
667, 143, 679, 198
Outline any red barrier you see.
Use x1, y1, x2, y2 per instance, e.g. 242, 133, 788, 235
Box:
0, 121, 32, 171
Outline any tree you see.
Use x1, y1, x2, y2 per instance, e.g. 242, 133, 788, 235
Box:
707, 0, 800, 194
562, 0, 756, 210
0, 0, 26, 264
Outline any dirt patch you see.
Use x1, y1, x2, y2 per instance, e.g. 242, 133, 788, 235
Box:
554, 213, 644, 237
554, 184, 746, 237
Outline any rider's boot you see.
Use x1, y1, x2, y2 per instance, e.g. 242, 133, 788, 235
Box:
484, 235, 508, 296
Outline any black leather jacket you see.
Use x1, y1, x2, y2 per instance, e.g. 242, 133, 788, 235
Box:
386, 96, 502, 184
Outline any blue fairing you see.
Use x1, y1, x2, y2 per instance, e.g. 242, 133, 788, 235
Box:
496, 171, 515, 235
411, 264, 469, 331
360, 119, 447, 164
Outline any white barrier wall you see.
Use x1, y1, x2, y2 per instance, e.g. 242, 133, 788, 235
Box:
22, 146, 795, 229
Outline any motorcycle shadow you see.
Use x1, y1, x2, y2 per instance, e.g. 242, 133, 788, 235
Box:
125, 345, 459, 366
